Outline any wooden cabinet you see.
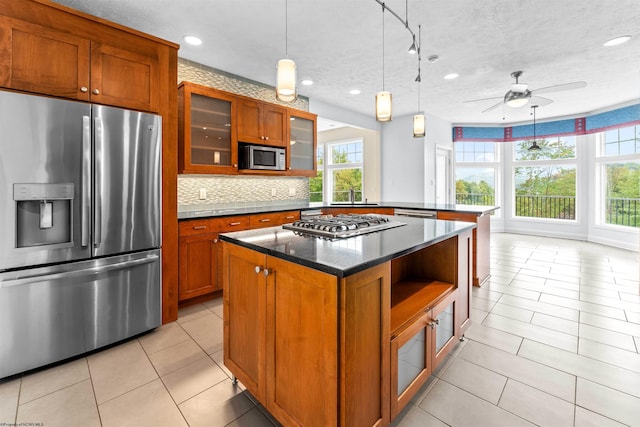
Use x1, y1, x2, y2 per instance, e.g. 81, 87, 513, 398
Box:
288, 110, 317, 176
178, 216, 250, 301
223, 243, 340, 426
0, 15, 160, 112
237, 98, 287, 147
178, 82, 237, 174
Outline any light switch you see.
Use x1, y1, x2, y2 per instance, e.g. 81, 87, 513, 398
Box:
199, 188, 207, 200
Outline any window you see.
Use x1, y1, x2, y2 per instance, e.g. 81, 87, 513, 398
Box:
596, 125, 640, 228
513, 136, 577, 220
311, 139, 364, 203
455, 142, 498, 207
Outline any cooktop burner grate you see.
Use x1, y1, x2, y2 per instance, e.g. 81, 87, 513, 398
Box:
283, 214, 406, 239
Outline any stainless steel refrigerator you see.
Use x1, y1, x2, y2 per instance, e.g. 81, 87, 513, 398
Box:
0, 90, 162, 379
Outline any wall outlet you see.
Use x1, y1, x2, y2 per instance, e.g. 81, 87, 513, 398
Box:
199, 188, 207, 200
271, 188, 277, 197
288, 188, 296, 197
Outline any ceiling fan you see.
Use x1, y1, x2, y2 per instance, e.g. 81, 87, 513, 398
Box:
464, 71, 587, 113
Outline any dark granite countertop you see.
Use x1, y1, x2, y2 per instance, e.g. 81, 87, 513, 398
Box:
219, 216, 476, 277
178, 202, 499, 220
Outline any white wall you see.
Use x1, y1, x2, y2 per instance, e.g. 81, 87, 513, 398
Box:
424, 112, 454, 203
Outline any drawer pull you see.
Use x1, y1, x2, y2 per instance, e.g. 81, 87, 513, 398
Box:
192, 226, 207, 230
229, 222, 242, 226
285, 216, 294, 219
260, 219, 270, 222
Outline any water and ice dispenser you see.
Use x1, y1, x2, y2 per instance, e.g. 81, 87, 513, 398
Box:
14, 183, 74, 248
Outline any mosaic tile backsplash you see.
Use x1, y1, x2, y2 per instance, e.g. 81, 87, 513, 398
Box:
178, 175, 310, 212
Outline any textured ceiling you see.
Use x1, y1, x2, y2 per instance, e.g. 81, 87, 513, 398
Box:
52, 0, 640, 125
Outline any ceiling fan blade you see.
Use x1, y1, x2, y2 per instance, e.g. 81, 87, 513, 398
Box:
530, 96, 554, 106
532, 81, 587, 95
481, 102, 503, 113
463, 95, 503, 105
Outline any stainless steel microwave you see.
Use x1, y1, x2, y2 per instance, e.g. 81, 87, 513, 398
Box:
239, 144, 286, 171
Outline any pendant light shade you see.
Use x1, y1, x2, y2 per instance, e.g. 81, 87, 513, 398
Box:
413, 113, 425, 137
528, 104, 541, 151
376, 91, 392, 122
276, 58, 296, 102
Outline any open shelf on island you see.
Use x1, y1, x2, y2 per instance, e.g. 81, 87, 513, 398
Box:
390, 280, 456, 337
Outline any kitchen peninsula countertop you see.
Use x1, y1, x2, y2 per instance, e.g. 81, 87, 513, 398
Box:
178, 201, 499, 220
218, 216, 476, 277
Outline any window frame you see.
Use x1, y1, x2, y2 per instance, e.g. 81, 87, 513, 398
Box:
313, 137, 365, 203
454, 141, 501, 217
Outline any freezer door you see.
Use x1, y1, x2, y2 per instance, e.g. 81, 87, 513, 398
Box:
93, 105, 161, 257
0, 249, 161, 379
0, 90, 91, 270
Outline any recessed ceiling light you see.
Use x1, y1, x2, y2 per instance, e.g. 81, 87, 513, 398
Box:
183, 35, 202, 46
603, 35, 631, 47
444, 73, 459, 80
301, 79, 314, 86
349, 89, 361, 95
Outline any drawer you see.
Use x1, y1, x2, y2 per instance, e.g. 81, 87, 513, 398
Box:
250, 210, 300, 228
179, 219, 211, 236
209, 215, 250, 232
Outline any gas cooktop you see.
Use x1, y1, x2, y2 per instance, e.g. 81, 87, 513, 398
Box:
283, 214, 406, 239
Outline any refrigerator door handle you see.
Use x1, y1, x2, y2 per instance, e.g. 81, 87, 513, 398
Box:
0, 254, 159, 288
93, 116, 103, 249
81, 115, 91, 247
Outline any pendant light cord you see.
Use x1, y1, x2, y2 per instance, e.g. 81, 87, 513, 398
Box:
285, 0, 288, 57
381, 3, 385, 91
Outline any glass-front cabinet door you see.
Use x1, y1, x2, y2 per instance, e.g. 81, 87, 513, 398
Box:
288, 110, 317, 176
431, 289, 459, 367
178, 82, 237, 174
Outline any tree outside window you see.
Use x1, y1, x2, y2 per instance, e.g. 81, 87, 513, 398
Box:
311, 139, 364, 203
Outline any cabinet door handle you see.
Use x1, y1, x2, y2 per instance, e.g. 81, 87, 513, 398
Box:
264, 136, 269, 141
428, 321, 437, 329
233, 163, 238, 167
80, 86, 88, 93
259, 218, 270, 222
193, 226, 207, 230
213, 239, 218, 243
255, 266, 262, 274
92, 89, 100, 95
263, 268, 271, 277
229, 222, 242, 226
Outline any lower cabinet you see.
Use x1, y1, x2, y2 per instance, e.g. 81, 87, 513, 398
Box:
178, 231, 220, 300
390, 289, 459, 418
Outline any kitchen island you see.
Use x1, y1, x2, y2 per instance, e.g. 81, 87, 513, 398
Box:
220, 215, 475, 426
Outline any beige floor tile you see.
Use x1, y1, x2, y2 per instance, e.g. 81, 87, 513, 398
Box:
483, 313, 578, 352
471, 296, 497, 312
578, 323, 636, 351
484, 273, 513, 285
580, 311, 640, 337
148, 339, 209, 377
578, 338, 640, 373
499, 294, 579, 321
99, 378, 187, 427
490, 303, 534, 322
483, 283, 541, 301
177, 303, 212, 325
180, 311, 224, 355
225, 406, 277, 427
210, 349, 240, 384
161, 356, 227, 404
519, 339, 640, 399
635, 336, 640, 352
627, 310, 640, 324
580, 286, 621, 300
138, 321, 192, 355
19, 358, 89, 404
179, 379, 255, 427
88, 340, 158, 404
544, 278, 580, 291
390, 402, 448, 427
17, 379, 100, 427
440, 358, 507, 404
619, 291, 640, 303
203, 296, 224, 318
576, 378, 640, 426
472, 287, 503, 302
511, 280, 580, 300
498, 379, 574, 426
0, 377, 20, 423
465, 323, 523, 354
540, 294, 626, 320
531, 312, 578, 335
459, 341, 576, 403
580, 292, 640, 313
470, 308, 489, 323
409, 375, 440, 407
419, 380, 535, 427
574, 406, 627, 427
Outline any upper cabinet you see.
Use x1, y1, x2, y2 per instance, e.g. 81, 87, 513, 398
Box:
288, 110, 317, 176
178, 83, 317, 176
178, 82, 237, 174
237, 98, 287, 147
0, 12, 160, 113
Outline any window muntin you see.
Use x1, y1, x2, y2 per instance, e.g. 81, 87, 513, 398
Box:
454, 141, 499, 211
312, 139, 364, 203
309, 145, 324, 202
602, 125, 640, 157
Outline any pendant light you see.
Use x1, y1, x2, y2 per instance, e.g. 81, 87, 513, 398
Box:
413, 25, 425, 138
276, 0, 296, 102
376, 4, 392, 122
528, 104, 542, 150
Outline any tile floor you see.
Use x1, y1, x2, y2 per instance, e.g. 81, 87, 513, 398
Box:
1, 233, 638, 426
